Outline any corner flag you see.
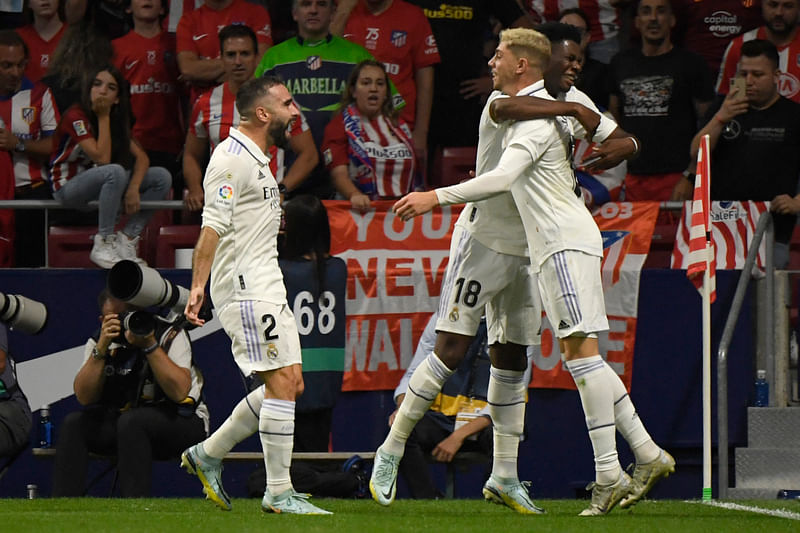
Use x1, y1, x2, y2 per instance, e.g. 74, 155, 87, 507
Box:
686, 135, 716, 303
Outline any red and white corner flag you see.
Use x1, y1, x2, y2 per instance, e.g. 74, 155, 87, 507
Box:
686, 135, 716, 303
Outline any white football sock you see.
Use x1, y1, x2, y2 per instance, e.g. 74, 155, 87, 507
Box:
383, 353, 454, 457
260, 398, 295, 495
566, 355, 621, 485
605, 362, 660, 464
202, 385, 263, 459
488, 366, 526, 481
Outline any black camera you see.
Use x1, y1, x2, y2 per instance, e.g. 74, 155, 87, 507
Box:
118, 310, 156, 338
0, 292, 48, 334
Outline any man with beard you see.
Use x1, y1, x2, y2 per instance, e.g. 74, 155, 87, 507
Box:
181, 75, 331, 516
607, 0, 714, 201
183, 25, 316, 212
716, 0, 800, 103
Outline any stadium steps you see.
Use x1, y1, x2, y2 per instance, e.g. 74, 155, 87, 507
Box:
727, 407, 800, 499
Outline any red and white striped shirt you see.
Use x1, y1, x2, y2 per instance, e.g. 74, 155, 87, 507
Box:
321, 108, 416, 199
112, 30, 184, 154
15, 24, 66, 82
716, 27, 800, 102
525, 1, 620, 43
0, 79, 59, 188
49, 106, 95, 192
189, 82, 309, 181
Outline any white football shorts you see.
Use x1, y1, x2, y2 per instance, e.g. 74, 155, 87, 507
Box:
436, 226, 541, 346
218, 300, 302, 376
537, 250, 609, 338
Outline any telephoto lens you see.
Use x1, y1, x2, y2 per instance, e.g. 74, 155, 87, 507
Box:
120, 310, 156, 337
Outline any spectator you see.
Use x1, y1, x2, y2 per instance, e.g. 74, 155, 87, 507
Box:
523, 0, 624, 64
113, 0, 183, 194
175, 0, 272, 103
608, 0, 713, 201
41, 21, 114, 114
559, 6, 610, 109
182, 24, 316, 212
64, 0, 130, 40
321, 60, 416, 212
334, 0, 440, 166
52, 290, 208, 496
0, 323, 32, 459
15, 0, 66, 82
49, 64, 171, 268
715, 0, 800, 104
673, 0, 762, 76
406, 0, 531, 166
0, 30, 59, 267
255, 0, 400, 200
672, 39, 800, 268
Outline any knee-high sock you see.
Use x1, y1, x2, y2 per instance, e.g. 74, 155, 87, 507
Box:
383, 353, 454, 457
605, 362, 660, 464
566, 355, 620, 485
202, 385, 263, 459
488, 366, 526, 481
260, 398, 295, 495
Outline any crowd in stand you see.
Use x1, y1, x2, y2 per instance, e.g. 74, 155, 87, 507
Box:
1, 0, 800, 268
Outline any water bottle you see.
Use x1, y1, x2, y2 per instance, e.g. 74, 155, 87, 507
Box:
754, 370, 769, 407
38, 405, 52, 448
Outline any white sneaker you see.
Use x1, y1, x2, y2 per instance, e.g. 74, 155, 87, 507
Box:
115, 231, 147, 265
369, 446, 401, 506
90, 234, 121, 269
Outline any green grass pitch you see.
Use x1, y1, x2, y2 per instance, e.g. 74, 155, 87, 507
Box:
2, 498, 799, 533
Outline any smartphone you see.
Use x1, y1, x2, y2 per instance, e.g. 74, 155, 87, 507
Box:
730, 76, 746, 96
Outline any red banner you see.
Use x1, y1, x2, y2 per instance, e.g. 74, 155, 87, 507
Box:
326, 201, 658, 392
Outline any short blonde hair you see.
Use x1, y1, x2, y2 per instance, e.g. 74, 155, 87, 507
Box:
499, 28, 551, 70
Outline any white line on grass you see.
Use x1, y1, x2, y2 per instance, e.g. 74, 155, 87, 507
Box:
687, 500, 800, 520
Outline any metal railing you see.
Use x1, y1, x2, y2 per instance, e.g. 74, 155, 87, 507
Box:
0, 199, 187, 267
716, 211, 774, 499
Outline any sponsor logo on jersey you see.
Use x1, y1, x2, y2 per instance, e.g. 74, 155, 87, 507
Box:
285, 77, 346, 96
306, 55, 321, 71
21, 107, 37, 125
704, 11, 742, 38
72, 120, 87, 136
391, 30, 407, 48
130, 78, 175, 94
423, 4, 474, 20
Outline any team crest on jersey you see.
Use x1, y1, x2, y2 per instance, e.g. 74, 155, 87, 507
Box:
147, 50, 156, 65
266, 343, 279, 359
40, 54, 49, 67
323, 148, 332, 166
391, 31, 407, 47
72, 120, 87, 136
449, 306, 459, 322
306, 55, 321, 71
21, 107, 37, 125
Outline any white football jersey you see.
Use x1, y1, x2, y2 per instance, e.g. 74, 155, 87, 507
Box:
201, 128, 286, 307
456, 90, 528, 258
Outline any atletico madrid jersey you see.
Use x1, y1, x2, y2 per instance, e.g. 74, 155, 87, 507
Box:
113, 30, 184, 154
716, 26, 800, 103
343, 0, 440, 128
175, 0, 272, 60
15, 24, 66, 82
525, 1, 620, 43
50, 106, 95, 192
190, 82, 309, 182
0, 79, 59, 188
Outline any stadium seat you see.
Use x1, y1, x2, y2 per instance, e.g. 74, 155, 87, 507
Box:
155, 225, 200, 268
431, 146, 477, 188
48, 226, 96, 268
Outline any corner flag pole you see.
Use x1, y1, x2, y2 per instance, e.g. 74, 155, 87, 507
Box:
702, 238, 712, 501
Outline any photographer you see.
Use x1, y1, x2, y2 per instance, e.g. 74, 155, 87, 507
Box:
52, 290, 208, 497
0, 323, 32, 458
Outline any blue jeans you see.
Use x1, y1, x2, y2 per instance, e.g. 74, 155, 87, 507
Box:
54, 164, 171, 237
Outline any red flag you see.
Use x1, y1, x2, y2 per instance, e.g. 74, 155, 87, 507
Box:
686, 135, 716, 303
